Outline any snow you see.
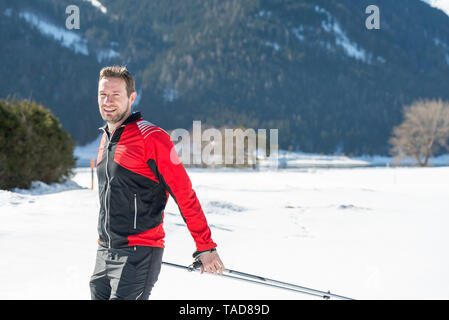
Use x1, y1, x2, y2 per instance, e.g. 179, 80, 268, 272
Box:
19, 10, 89, 55
434, 38, 448, 48
258, 10, 272, 18
314, 5, 332, 22
83, 0, 107, 14
17, 10, 119, 61
264, 41, 280, 51
256, 150, 449, 169
315, 5, 371, 63
163, 85, 179, 102
74, 135, 449, 169
12, 180, 84, 196
74, 134, 103, 167
96, 48, 120, 63
292, 26, 305, 41
376, 56, 386, 64
332, 23, 368, 62
3, 8, 12, 17
421, 0, 449, 17
257, 150, 370, 169
433, 38, 449, 67
1, 164, 449, 299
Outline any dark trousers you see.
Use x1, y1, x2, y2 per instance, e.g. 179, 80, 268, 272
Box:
89, 245, 164, 300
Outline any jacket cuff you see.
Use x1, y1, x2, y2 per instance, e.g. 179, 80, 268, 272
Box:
195, 241, 217, 252
192, 247, 217, 260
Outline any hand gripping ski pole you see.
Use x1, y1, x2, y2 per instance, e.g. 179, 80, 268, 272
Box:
162, 260, 355, 300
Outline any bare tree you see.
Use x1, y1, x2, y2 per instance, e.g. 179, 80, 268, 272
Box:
389, 99, 449, 167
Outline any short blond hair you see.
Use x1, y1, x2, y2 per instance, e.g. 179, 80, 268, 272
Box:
99, 66, 135, 97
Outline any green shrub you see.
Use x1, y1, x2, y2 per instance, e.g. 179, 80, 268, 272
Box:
0, 98, 76, 190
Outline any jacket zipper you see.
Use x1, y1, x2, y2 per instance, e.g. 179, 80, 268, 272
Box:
133, 193, 137, 229
104, 137, 112, 248
101, 125, 125, 249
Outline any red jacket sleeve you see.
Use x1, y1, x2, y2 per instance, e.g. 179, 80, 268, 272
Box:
146, 129, 217, 251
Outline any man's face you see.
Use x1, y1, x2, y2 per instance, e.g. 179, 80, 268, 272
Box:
98, 77, 135, 125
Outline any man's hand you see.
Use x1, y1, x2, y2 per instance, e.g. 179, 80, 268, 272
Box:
199, 251, 225, 275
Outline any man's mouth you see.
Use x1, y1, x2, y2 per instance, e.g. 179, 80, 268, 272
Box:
103, 106, 117, 114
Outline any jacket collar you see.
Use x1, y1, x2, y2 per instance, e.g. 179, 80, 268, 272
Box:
98, 111, 142, 131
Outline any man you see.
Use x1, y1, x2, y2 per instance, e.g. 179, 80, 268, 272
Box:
89, 66, 224, 300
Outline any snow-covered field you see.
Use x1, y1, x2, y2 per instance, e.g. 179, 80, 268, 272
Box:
0, 166, 448, 300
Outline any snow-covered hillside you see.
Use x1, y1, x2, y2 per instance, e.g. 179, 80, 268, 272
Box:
1, 166, 448, 299
14, 9, 119, 62
422, 0, 449, 17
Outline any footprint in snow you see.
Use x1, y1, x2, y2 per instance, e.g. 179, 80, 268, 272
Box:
338, 204, 371, 211
204, 201, 246, 215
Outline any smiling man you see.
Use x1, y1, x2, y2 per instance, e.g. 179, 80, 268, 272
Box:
89, 66, 224, 300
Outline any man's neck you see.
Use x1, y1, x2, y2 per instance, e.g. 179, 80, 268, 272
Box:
106, 111, 132, 134
107, 121, 123, 135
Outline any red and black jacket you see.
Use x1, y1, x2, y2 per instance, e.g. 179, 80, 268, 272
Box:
96, 111, 217, 251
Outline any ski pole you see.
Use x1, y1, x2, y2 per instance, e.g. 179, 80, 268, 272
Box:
162, 261, 355, 300
223, 266, 354, 300
162, 261, 326, 299
197, 261, 355, 300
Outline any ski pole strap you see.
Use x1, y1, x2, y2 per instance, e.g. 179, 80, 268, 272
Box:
192, 247, 217, 260
190, 248, 217, 271
191, 260, 203, 269
187, 259, 204, 271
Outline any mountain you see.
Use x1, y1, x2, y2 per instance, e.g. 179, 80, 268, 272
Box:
421, 0, 449, 16
2, 0, 449, 155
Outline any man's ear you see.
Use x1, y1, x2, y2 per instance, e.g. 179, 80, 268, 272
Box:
129, 91, 137, 106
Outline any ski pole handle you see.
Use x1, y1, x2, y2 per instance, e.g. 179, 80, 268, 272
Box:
192, 260, 203, 269
187, 259, 203, 271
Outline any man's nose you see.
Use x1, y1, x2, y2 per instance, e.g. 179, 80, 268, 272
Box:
104, 95, 113, 104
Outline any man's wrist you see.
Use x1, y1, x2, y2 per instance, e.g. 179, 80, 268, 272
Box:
192, 247, 217, 260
